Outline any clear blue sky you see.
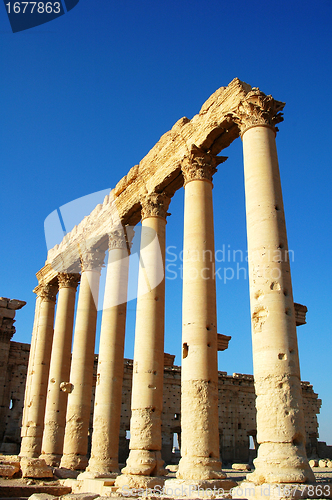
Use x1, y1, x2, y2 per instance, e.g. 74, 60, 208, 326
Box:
1, 0, 331, 446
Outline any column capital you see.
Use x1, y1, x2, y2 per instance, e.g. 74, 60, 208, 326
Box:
229, 89, 285, 137
181, 145, 227, 186
108, 228, 128, 251
80, 249, 105, 273
34, 283, 58, 302
58, 273, 81, 290
140, 192, 171, 220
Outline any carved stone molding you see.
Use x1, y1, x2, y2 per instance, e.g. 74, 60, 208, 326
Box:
0, 324, 15, 343
108, 229, 128, 251
140, 192, 171, 220
80, 249, 105, 272
228, 89, 285, 136
35, 283, 58, 302
181, 145, 227, 186
58, 273, 81, 290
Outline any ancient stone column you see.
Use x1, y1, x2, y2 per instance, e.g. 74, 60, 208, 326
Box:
116, 193, 170, 489
41, 273, 80, 466
177, 146, 226, 481
20, 283, 58, 458
233, 89, 314, 484
60, 249, 105, 470
84, 227, 132, 477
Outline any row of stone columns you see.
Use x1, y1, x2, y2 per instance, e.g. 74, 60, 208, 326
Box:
20, 89, 313, 487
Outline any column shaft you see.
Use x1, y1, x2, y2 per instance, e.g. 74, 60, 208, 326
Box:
242, 124, 314, 484
177, 148, 225, 480
116, 193, 169, 488
41, 273, 80, 466
60, 251, 104, 470
20, 284, 57, 458
86, 230, 130, 476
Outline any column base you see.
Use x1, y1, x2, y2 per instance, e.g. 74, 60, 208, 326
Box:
248, 443, 315, 485
115, 473, 165, 491
84, 456, 120, 477
60, 453, 88, 471
177, 456, 226, 480
121, 449, 166, 476
40, 453, 62, 467
164, 478, 238, 498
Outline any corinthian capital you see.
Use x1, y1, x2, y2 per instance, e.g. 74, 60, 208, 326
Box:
181, 145, 227, 186
108, 229, 128, 251
229, 89, 285, 136
58, 273, 81, 289
140, 192, 171, 220
35, 283, 58, 302
80, 249, 105, 272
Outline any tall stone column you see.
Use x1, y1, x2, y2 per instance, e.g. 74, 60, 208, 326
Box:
233, 89, 314, 484
20, 283, 58, 458
84, 227, 132, 477
177, 146, 226, 481
60, 249, 105, 470
41, 273, 80, 466
116, 193, 170, 489
22, 294, 42, 434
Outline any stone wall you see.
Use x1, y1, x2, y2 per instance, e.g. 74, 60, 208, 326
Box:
0, 341, 30, 454
0, 342, 321, 463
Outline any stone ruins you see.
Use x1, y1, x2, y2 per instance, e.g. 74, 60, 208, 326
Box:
0, 317, 322, 465
6, 78, 328, 491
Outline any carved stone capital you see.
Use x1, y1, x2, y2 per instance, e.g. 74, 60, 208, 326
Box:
140, 192, 171, 220
35, 283, 58, 302
80, 249, 105, 272
58, 273, 81, 290
228, 89, 285, 136
108, 229, 128, 251
181, 145, 227, 186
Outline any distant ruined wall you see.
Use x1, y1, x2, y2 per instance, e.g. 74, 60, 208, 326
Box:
0, 341, 321, 462
0, 341, 30, 454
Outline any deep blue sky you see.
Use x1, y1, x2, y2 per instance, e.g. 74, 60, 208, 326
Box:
1, 0, 331, 446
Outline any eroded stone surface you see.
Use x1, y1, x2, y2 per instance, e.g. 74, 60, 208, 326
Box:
21, 458, 53, 478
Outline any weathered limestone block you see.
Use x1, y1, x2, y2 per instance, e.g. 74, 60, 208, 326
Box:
53, 467, 80, 479
0, 454, 20, 468
0, 464, 18, 477
115, 471, 165, 490
20, 457, 53, 478
232, 463, 251, 471
28, 494, 56, 500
